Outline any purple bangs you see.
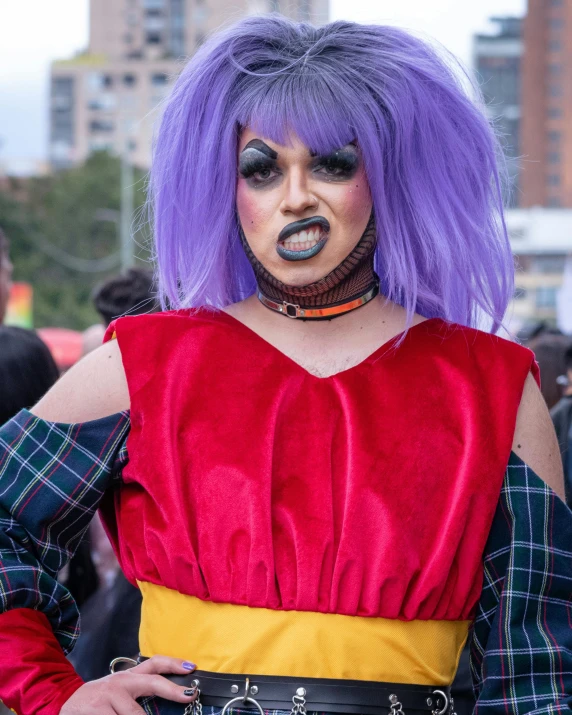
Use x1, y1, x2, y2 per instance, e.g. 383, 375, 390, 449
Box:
150, 15, 513, 330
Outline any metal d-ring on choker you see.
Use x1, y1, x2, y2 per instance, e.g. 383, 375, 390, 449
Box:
257, 280, 380, 320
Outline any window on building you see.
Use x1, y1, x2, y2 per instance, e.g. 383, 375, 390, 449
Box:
548, 130, 562, 143
151, 72, 169, 85
146, 32, 162, 44
548, 174, 561, 186
549, 83, 563, 97
533, 256, 565, 274
551, 0, 564, 6
146, 8, 163, 15
89, 139, 114, 153
548, 151, 561, 163
548, 107, 563, 118
549, 63, 563, 75
102, 75, 113, 88
536, 286, 558, 308
89, 119, 115, 133
549, 40, 562, 51
128, 139, 137, 152
476, 56, 520, 107
549, 18, 564, 29
87, 94, 116, 111
124, 33, 134, 43
548, 196, 562, 207
123, 74, 137, 87
513, 288, 527, 300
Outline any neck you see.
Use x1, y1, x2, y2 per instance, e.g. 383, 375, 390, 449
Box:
240, 215, 378, 319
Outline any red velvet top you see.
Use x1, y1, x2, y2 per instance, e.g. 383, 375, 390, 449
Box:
101, 310, 538, 622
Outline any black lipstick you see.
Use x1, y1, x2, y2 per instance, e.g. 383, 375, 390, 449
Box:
276, 216, 330, 262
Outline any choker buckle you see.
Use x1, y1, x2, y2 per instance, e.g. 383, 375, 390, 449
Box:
280, 301, 305, 319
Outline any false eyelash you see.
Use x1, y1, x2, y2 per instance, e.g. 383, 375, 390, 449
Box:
238, 156, 276, 178
315, 152, 359, 174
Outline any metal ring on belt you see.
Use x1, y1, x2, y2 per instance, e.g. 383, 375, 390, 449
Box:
160, 668, 453, 715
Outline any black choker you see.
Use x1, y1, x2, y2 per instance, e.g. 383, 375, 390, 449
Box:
258, 280, 379, 320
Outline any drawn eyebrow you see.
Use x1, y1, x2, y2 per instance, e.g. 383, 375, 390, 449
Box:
241, 139, 278, 160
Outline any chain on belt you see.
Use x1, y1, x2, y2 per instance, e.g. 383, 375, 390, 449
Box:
182, 677, 456, 715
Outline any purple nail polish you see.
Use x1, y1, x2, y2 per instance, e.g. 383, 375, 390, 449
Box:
182, 661, 196, 670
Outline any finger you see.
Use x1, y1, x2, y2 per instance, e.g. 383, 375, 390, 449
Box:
111, 694, 146, 715
128, 674, 199, 704
131, 655, 196, 675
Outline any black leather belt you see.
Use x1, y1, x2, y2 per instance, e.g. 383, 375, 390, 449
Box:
162, 669, 453, 715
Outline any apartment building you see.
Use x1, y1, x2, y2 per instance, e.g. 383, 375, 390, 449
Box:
50, 0, 329, 170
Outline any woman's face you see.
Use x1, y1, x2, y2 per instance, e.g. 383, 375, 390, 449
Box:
236, 128, 373, 287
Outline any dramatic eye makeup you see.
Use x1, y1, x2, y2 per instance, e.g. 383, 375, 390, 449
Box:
238, 139, 280, 187
312, 145, 359, 181
238, 139, 360, 187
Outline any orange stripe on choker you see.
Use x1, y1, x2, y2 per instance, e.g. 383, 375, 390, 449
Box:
257, 281, 379, 320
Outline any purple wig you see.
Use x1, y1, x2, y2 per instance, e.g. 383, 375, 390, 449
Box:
151, 15, 513, 330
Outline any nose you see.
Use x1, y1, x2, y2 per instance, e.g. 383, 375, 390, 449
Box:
280, 167, 318, 216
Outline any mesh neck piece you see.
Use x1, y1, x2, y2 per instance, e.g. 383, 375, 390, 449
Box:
240, 214, 378, 309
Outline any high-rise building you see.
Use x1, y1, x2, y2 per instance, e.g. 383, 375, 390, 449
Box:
49, 0, 329, 170
521, 0, 572, 208
473, 17, 523, 207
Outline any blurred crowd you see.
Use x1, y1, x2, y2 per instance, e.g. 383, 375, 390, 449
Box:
0, 225, 156, 685
2, 221, 572, 705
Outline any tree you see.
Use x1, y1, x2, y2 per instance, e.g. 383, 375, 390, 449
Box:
0, 152, 150, 329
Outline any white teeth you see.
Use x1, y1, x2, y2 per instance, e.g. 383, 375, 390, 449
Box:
281, 225, 327, 252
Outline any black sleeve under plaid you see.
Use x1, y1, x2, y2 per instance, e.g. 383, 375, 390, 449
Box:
470, 452, 572, 714
0, 409, 130, 653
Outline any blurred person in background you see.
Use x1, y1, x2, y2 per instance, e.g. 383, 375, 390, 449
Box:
0, 227, 13, 325
82, 267, 158, 355
0, 325, 59, 424
528, 331, 570, 410
550, 343, 572, 507
93, 267, 158, 328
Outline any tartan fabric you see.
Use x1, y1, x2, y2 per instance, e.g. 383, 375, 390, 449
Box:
0, 408, 129, 653
470, 452, 572, 714
0, 411, 571, 714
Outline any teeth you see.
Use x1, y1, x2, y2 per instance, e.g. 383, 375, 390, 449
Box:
281, 225, 327, 252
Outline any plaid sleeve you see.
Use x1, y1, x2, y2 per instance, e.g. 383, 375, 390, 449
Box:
470, 452, 572, 714
0, 408, 130, 652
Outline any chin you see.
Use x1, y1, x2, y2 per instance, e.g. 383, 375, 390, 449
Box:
272, 262, 332, 288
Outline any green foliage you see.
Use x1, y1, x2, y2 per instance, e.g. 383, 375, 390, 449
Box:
0, 152, 151, 329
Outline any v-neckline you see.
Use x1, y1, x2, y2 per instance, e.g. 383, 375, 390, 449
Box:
217, 310, 442, 380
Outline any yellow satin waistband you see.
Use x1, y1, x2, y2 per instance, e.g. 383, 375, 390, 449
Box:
138, 581, 469, 686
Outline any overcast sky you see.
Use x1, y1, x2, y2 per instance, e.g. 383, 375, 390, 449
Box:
0, 0, 526, 167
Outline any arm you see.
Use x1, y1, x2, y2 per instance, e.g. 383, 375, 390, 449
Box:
0, 339, 199, 715
32, 338, 130, 422
0, 342, 129, 715
470, 374, 572, 714
0, 409, 130, 715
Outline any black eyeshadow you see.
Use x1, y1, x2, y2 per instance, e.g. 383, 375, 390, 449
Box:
313, 148, 359, 178
238, 150, 276, 178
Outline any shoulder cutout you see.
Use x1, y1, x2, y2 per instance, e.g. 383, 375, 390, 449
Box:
512, 372, 565, 501
32, 338, 130, 423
